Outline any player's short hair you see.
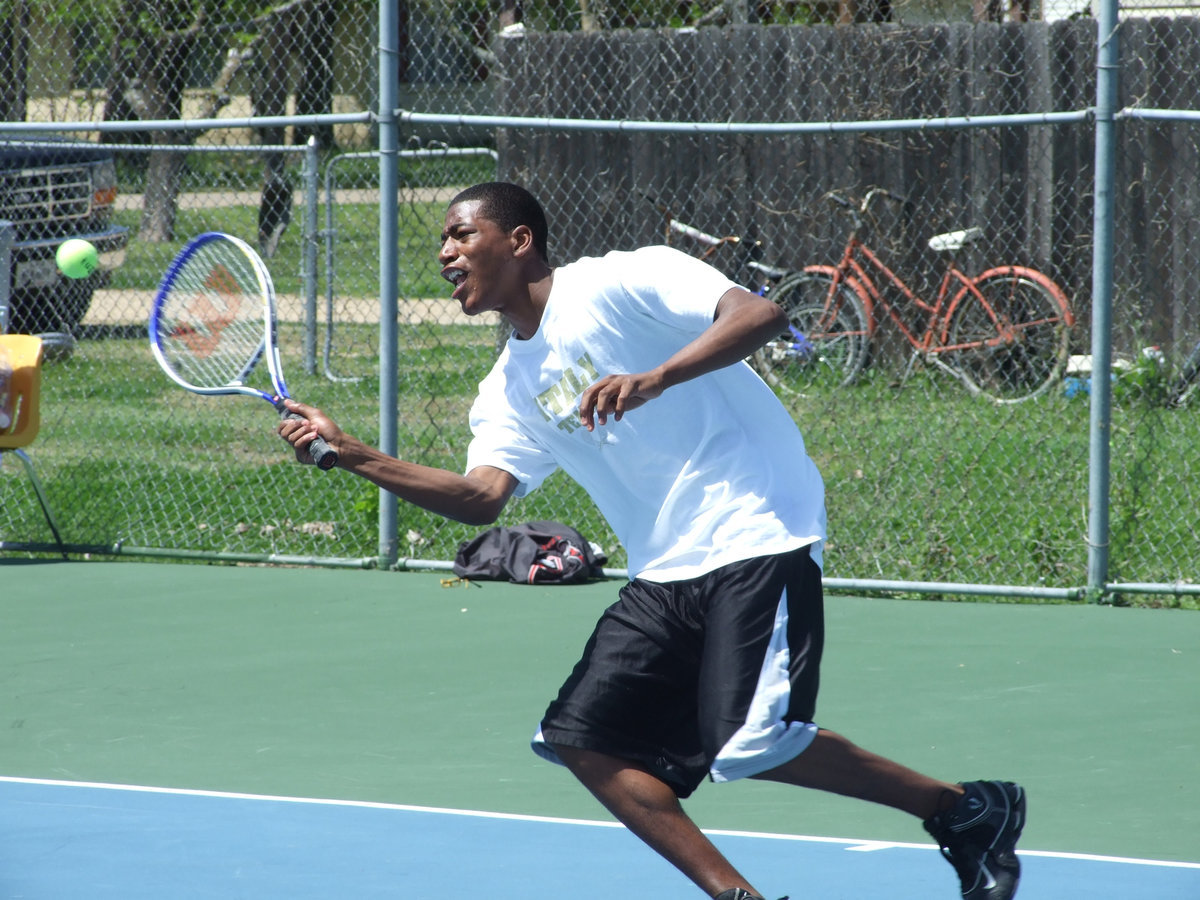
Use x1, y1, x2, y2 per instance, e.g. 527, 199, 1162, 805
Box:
450, 182, 549, 262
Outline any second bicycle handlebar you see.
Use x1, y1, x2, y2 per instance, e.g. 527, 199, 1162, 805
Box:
824, 187, 907, 235
642, 192, 790, 284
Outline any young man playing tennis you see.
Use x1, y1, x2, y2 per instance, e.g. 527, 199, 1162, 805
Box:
278, 182, 1026, 900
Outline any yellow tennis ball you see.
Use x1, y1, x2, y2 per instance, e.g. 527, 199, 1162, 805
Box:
56, 239, 99, 280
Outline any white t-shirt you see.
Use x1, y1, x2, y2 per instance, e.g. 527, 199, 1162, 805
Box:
465, 245, 826, 582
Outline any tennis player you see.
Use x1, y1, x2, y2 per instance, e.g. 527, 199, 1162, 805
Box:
278, 182, 1026, 900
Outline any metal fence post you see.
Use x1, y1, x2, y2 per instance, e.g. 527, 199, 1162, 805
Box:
1088, 0, 1120, 603
0, 220, 13, 334
302, 136, 320, 374
376, 0, 401, 568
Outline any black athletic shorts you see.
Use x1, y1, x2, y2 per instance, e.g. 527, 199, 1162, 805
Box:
532, 543, 824, 798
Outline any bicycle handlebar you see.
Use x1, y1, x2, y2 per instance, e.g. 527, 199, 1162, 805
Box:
641, 192, 777, 284
826, 187, 907, 216
668, 218, 730, 248
642, 192, 743, 250
862, 187, 907, 211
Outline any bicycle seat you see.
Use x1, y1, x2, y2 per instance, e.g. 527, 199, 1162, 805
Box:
927, 227, 984, 253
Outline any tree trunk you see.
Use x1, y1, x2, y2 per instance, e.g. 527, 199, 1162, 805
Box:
973, 0, 1030, 21
0, 1, 30, 123
252, 4, 299, 256
111, 0, 304, 242
579, 0, 604, 31
140, 150, 187, 241
137, 19, 192, 243
294, 0, 337, 150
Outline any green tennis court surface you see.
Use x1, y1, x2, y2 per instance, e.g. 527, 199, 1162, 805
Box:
2, 561, 1197, 897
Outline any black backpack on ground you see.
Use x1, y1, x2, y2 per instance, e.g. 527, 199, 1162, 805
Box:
452, 520, 608, 585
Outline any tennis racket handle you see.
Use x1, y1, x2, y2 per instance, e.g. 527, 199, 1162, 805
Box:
278, 408, 339, 470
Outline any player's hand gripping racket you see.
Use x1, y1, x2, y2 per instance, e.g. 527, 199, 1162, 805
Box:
148, 232, 338, 470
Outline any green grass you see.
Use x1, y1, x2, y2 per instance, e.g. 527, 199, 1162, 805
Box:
4, 179, 1198, 607
110, 201, 449, 300
7, 330, 1197, 608
4, 323, 520, 565
770, 364, 1198, 608
107, 142, 500, 301
114, 149, 497, 198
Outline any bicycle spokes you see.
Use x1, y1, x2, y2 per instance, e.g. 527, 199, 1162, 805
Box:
766, 325, 816, 362
945, 272, 1072, 403
752, 272, 870, 396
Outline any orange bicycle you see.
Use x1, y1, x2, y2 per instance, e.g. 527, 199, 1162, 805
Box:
759, 188, 1076, 403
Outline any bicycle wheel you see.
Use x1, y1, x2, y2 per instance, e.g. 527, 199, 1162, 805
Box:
754, 272, 870, 396
1166, 340, 1200, 408
945, 269, 1072, 403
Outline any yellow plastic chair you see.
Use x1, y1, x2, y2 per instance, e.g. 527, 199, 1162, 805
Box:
0, 334, 67, 557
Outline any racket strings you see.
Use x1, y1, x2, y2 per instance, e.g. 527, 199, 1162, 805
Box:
157, 244, 267, 389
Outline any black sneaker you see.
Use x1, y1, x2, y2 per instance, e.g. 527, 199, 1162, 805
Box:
924, 780, 1026, 900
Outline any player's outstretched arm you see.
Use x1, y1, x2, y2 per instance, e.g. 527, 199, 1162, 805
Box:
277, 398, 518, 525
579, 287, 785, 431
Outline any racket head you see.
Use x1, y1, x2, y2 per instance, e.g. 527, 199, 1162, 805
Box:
148, 232, 338, 470
148, 232, 273, 398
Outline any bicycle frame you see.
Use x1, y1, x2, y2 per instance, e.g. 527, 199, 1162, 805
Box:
812, 193, 1072, 364
648, 196, 790, 293
645, 189, 1073, 402
811, 240, 980, 355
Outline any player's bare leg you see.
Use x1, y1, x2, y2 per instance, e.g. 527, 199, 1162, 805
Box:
751, 728, 961, 820
554, 745, 761, 898
755, 731, 1026, 900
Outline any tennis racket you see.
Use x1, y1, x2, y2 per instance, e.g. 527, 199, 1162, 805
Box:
148, 232, 338, 470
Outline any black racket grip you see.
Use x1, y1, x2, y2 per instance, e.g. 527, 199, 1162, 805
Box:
277, 405, 338, 470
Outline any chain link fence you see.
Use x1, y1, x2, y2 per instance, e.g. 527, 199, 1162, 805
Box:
1, 1, 1198, 605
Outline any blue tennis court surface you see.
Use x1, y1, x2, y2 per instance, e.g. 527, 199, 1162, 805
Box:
3, 776, 1197, 899
4, 563, 1199, 898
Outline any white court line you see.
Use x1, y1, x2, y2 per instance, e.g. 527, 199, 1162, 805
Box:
3, 775, 1198, 872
